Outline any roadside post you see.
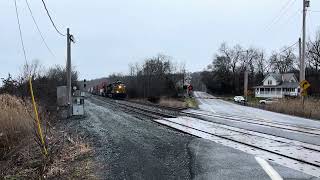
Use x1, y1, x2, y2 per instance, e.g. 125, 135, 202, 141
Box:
299, 80, 310, 107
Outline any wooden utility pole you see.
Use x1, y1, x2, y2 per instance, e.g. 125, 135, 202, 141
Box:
299, 37, 302, 68
300, 0, 309, 103
66, 28, 72, 117
301, 0, 309, 83
244, 50, 249, 99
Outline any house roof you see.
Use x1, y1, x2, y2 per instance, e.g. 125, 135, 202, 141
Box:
282, 73, 297, 82
262, 73, 297, 83
279, 82, 299, 88
262, 73, 281, 83
254, 82, 299, 89
256, 73, 299, 89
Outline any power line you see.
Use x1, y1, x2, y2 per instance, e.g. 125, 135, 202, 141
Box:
14, 0, 27, 63
308, 10, 320, 13
40, 0, 66, 37
279, 40, 299, 54
281, 10, 301, 26
265, 0, 297, 32
25, 0, 55, 57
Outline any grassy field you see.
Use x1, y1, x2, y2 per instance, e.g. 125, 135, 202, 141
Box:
214, 94, 320, 120
245, 96, 320, 120
265, 98, 320, 120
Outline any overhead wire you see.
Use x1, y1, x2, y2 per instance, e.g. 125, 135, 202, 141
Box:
40, 0, 66, 37
279, 10, 301, 27
25, 0, 56, 58
14, 0, 28, 63
279, 40, 299, 54
308, 10, 320, 13
306, 11, 317, 40
265, 0, 297, 32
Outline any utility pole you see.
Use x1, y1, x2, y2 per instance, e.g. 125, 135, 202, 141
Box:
244, 50, 249, 100
66, 28, 72, 117
299, 38, 302, 66
301, 0, 309, 84
300, 0, 310, 103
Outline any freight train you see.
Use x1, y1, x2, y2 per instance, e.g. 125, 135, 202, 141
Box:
89, 81, 127, 99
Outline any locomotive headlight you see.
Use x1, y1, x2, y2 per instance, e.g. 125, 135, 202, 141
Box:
119, 85, 122, 89
116, 90, 119, 93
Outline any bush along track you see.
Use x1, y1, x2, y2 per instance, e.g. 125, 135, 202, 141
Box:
0, 94, 97, 179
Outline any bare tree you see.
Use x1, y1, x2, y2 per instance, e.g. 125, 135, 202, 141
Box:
219, 43, 242, 75
254, 51, 267, 74
307, 31, 320, 71
18, 59, 44, 83
269, 47, 297, 73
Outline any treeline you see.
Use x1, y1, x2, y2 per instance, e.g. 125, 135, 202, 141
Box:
104, 54, 187, 99
201, 30, 320, 96
0, 60, 78, 112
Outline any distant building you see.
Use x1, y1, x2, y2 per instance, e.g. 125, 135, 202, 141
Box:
254, 73, 300, 98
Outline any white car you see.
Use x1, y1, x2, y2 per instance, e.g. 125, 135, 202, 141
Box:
234, 96, 245, 103
259, 98, 278, 105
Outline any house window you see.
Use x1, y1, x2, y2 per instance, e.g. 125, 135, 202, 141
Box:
268, 80, 272, 85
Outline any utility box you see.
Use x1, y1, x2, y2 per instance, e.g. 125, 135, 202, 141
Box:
57, 86, 68, 119
72, 90, 85, 116
57, 86, 68, 106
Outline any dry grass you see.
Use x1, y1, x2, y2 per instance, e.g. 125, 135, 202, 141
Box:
0, 94, 34, 158
131, 97, 198, 109
46, 135, 97, 179
266, 98, 320, 120
158, 98, 187, 108
0, 94, 96, 178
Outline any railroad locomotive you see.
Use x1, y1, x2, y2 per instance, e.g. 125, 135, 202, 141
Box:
106, 81, 127, 99
90, 81, 127, 99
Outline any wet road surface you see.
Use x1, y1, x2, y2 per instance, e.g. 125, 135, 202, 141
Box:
66, 95, 319, 179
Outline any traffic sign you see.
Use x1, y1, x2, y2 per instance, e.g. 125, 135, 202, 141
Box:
301, 89, 308, 96
299, 80, 310, 90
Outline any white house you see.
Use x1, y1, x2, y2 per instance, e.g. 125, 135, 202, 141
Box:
254, 73, 300, 98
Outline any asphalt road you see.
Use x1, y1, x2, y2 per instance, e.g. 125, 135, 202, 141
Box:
192, 91, 320, 146
65, 95, 318, 180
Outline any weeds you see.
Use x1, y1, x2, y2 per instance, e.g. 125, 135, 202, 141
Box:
0, 94, 33, 158
265, 98, 320, 120
159, 98, 187, 108
185, 97, 198, 108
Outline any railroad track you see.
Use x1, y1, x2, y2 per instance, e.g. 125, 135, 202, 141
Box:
90, 95, 320, 178
112, 96, 320, 137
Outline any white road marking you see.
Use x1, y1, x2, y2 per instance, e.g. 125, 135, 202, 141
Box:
255, 156, 283, 180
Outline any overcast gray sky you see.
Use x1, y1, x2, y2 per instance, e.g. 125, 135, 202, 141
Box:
1, 0, 319, 81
